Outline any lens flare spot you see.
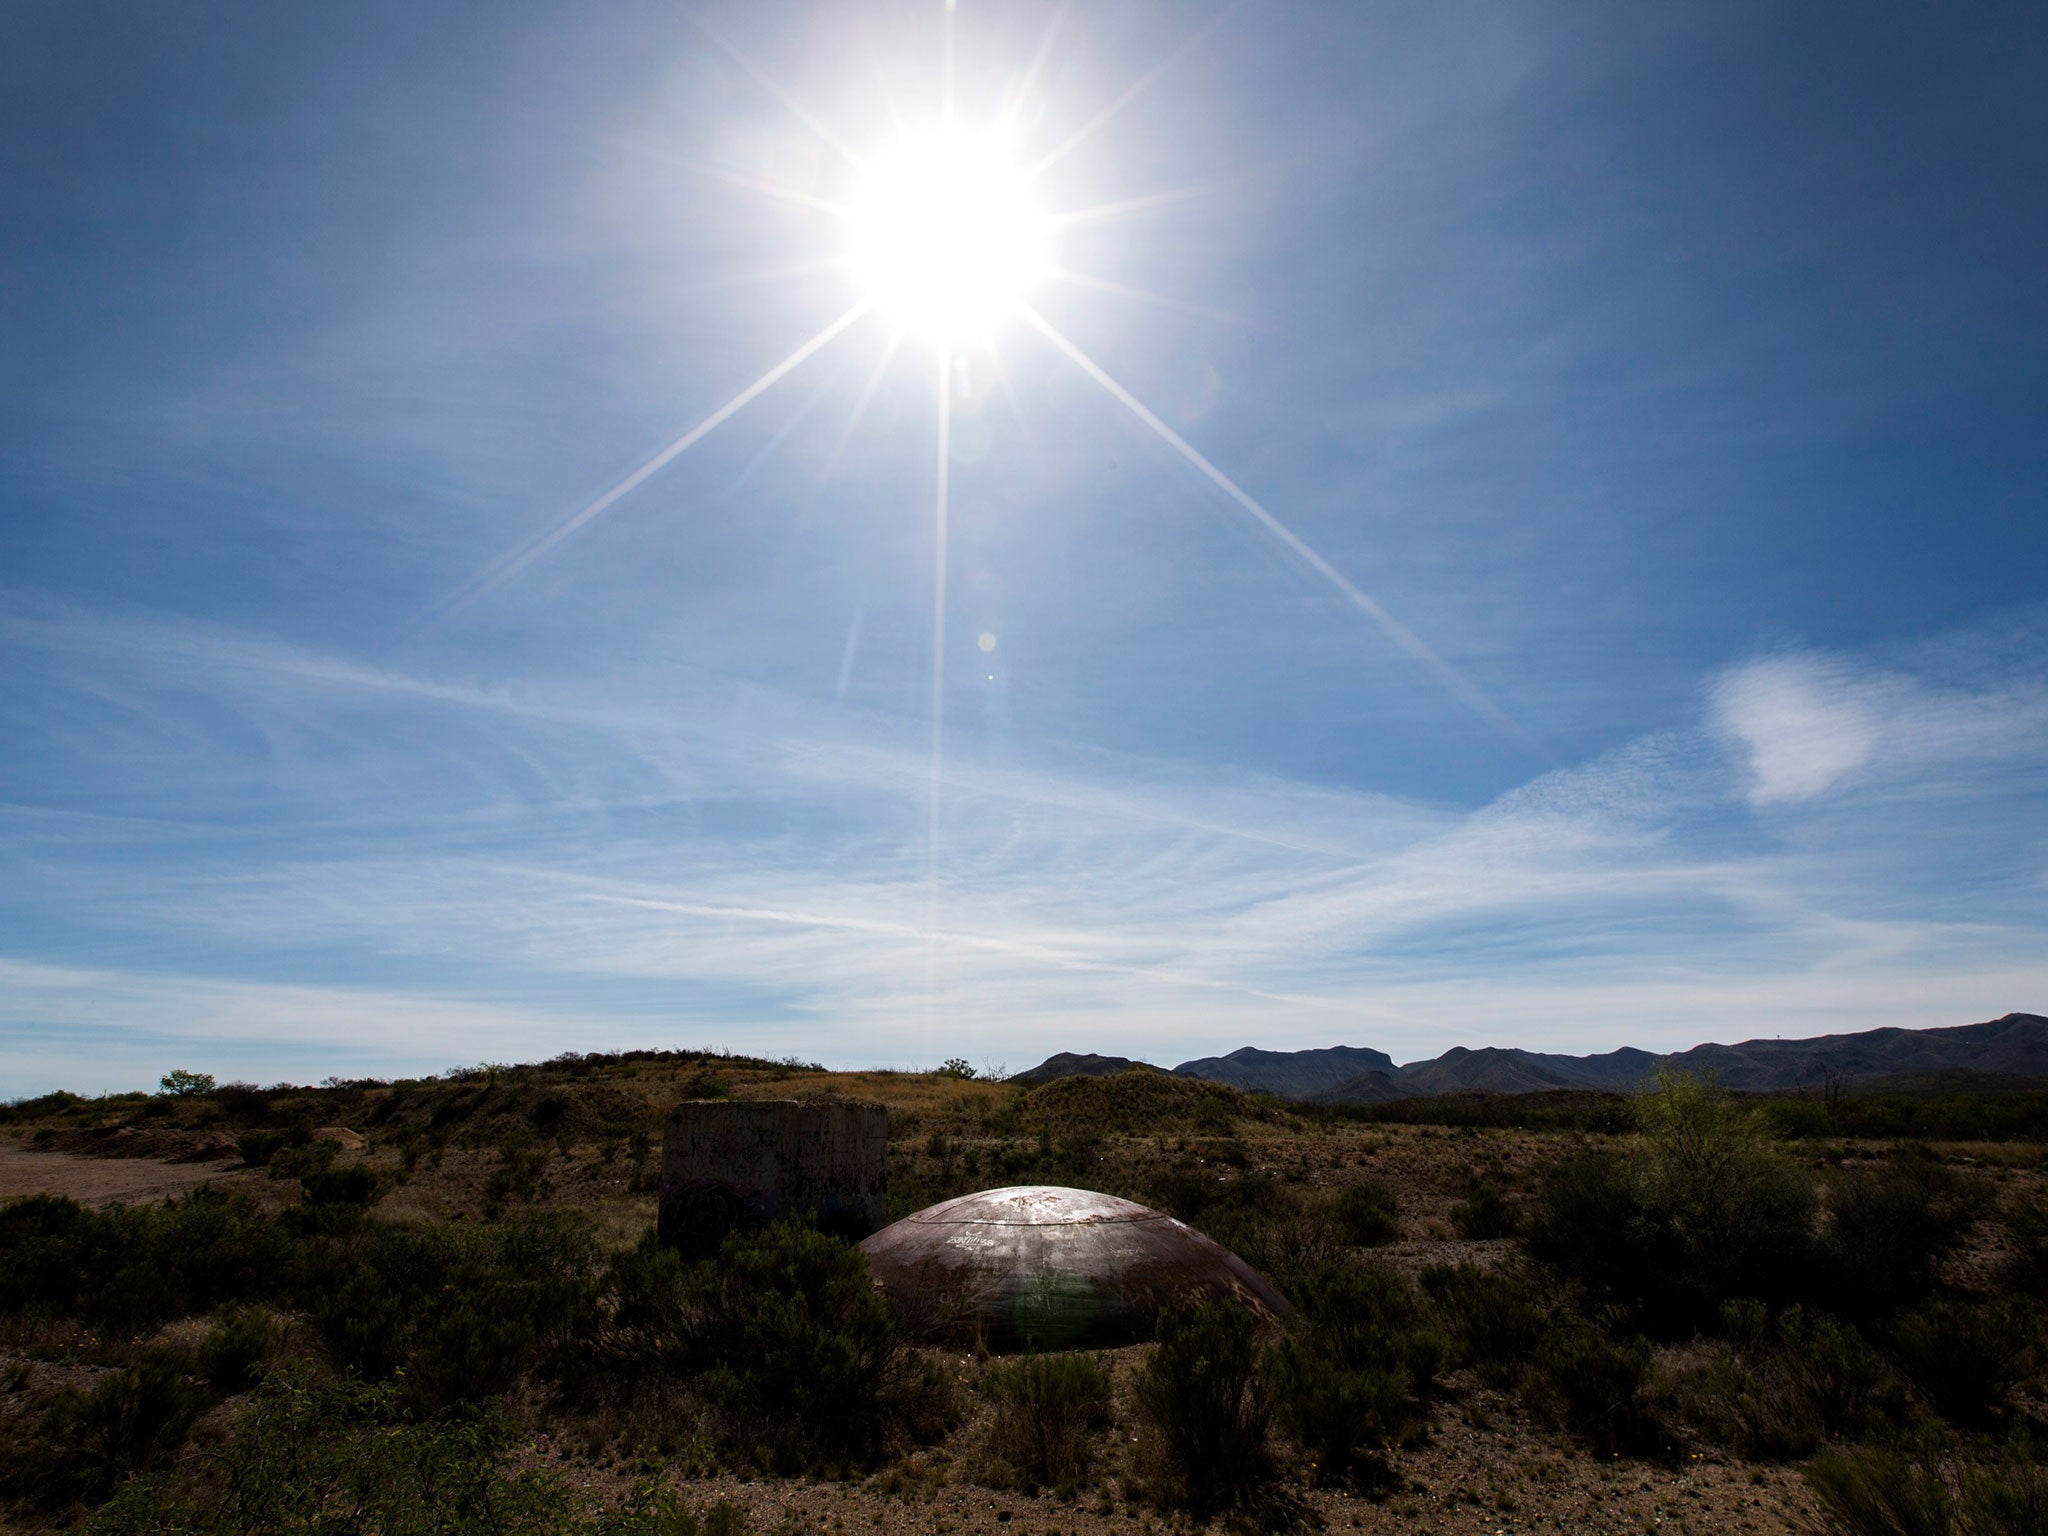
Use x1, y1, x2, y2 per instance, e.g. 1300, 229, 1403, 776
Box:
977, 631, 998, 653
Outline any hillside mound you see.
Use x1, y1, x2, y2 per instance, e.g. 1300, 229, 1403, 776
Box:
1018, 1067, 1245, 1135
1009, 1051, 1151, 1086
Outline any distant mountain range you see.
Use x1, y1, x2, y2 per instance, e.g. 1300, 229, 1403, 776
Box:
1009, 1013, 2048, 1102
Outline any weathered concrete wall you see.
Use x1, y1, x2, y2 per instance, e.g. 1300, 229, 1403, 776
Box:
657, 1099, 888, 1259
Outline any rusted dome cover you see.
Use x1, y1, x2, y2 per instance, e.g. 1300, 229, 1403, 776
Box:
859, 1184, 1288, 1350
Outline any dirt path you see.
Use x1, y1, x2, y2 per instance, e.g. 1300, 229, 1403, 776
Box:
0, 1143, 262, 1207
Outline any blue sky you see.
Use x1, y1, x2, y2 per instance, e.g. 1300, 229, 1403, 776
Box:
3, 1, 2046, 1094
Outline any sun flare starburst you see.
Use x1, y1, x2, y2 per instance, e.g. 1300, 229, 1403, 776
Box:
438, 7, 1534, 1030
849, 130, 1049, 341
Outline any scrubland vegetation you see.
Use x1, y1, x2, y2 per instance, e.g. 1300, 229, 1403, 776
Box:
3, 1050, 2046, 1534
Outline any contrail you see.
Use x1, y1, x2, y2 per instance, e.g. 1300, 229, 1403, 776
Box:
1020, 304, 1538, 749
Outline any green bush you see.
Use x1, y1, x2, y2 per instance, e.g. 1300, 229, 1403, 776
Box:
308, 1211, 604, 1412
1529, 1325, 1671, 1457
1133, 1299, 1282, 1522
1999, 1193, 2048, 1299
0, 1190, 296, 1334
200, 1306, 280, 1394
1420, 1262, 1549, 1387
1676, 1304, 1899, 1459
1804, 1440, 2048, 1536
1272, 1262, 1442, 1487
598, 1228, 694, 1380
1451, 1182, 1520, 1240
1193, 1187, 1350, 1294
1022, 1069, 1242, 1138
232, 1128, 288, 1168
980, 1353, 1113, 1492
1525, 1072, 1816, 1333
1333, 1180, 1401, 1246
1889, 1298, 2040, 1429
1822, 1152, 1987, 1318
82, 1362, 583, 1536
588, 1485, 752, 1536
1523, 1151, 1667, 1312
1, 1351, 206, 1511
299, 1162, 380, 1208
686, 1223, 937, 1470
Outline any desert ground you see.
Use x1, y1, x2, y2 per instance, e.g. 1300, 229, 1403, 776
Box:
4, 1055, 2044, 1535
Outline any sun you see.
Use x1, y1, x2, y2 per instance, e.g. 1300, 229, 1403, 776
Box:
848, 129, 1049, 342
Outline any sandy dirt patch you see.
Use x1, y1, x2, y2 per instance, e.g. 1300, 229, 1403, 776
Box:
0, 1142, 262, 1207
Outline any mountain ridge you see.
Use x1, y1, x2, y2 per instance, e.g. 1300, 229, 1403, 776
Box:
1011, 1013, 2048, 1101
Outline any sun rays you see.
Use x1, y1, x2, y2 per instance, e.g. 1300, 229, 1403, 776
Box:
430, 4, 1535, 1020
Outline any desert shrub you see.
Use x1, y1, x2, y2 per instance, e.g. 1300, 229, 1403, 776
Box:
265, 1139, 337, 1182
1420, 1261, 1549, 1387
80, 1362, 585, 1536
483, 1129, 553, 1213
1523, 1151, 1667, 1314
1761, 1098, 1834, 1139
1149, 1165, 1276, 1225
200, 1306, 280, 1394
1631, 1069, 1816, 1319
980, 1353, 1113, 1492
1195, 1186, 1351, 1293
1822, 1151, 1987, 1318
1807, 1445, 1957, 1536
1273, 1262, 1442, 1487
1133, 1299, 1282, 1523
303, 1162, 379, 1206
1888, 1298, 2040, 1429
1804, 1440, 2048, 1536
1451, 1182, 1520, 1240
1334, 1179, 1401, 1246
679, 1069, 730, 1100
1676, 1304, 1899, 1459
308, 1212, 604, 1412
0, 1190, 295, 1334
211, 1082, 274, 1124
588, 1485, 753, 1536
292, 1162, 382, 1232
686, 1223, 937, 1470
1525, 1073, 1816, 1333
598, 1228, 694, 1379
1998, 1193, 2048, 1299
1, 1351, 206, 1511
1153, 1167, 1347, 1290
232, 1128, 287, 1168
1528, 1325, 1671, 1457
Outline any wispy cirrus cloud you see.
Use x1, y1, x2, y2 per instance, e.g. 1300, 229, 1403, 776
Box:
3, 600, 2045, 1094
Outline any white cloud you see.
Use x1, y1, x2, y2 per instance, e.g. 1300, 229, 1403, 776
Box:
1713, 646, 2048, 809
1713, 654, 1881, 804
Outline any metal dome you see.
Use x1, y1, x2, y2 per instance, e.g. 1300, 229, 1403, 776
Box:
859, 1184, 1288, 1350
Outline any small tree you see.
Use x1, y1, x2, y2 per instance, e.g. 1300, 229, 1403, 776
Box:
159, 1069, 215, 1098
937, 1058, 977, 1080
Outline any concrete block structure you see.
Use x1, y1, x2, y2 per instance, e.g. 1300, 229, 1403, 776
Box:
657, 1098, 888, 1259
